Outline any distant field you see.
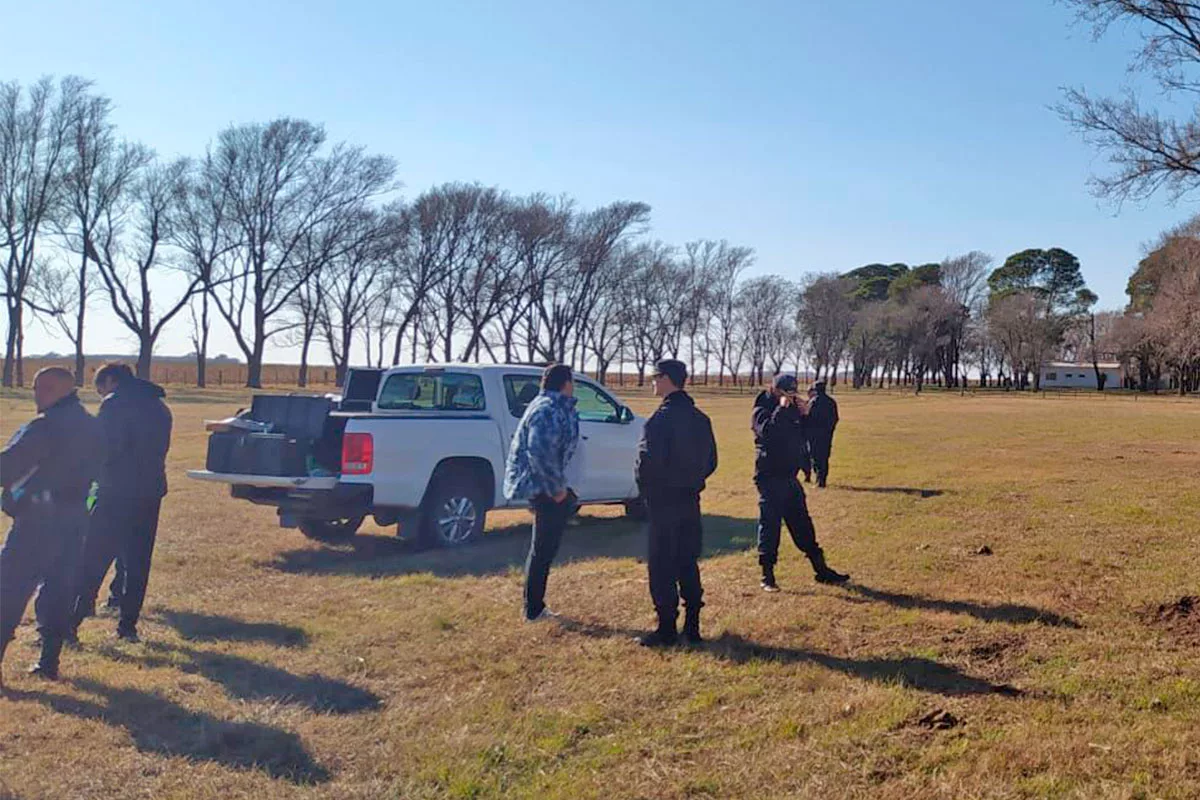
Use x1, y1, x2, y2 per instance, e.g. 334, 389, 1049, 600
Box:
1, 388, 1198, 799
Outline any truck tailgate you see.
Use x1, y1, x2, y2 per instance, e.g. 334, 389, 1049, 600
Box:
186, 470, 339, 491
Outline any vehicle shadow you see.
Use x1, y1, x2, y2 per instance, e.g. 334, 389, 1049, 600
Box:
265, 513, 758, 579
835, 485, 946, 498
6, 678, 331, 784
153, 609, 310, 648
97, 640, 381, 714
844, 584, 1082, 628
550, 619, 1022, 697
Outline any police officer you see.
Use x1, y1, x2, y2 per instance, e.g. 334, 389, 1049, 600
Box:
634, 359, 718, 647
70, 363, 172, 643
753, 374, 849, 592
806, 380, 839, 488
1, 368, 102, 684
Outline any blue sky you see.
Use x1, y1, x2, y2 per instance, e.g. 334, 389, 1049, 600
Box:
4, 0, 1187, 362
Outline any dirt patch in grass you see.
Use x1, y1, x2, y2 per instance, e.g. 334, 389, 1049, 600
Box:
1142, 596, 1200, 645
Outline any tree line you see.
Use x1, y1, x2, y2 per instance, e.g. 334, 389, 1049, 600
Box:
2, 75, 1197, 394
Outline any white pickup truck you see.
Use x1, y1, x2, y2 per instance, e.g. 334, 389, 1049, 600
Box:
187, 364, 647, 547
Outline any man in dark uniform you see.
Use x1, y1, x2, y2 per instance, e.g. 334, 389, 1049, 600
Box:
1, 368, 102, 685
805, 380, 839, 488
753, 374, 849, 592
634, 359, 718, 647
70, 363, 172, 643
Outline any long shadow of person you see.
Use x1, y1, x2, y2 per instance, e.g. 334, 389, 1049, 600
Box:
154, 609, 310, 648
7, 678, 331, 784
553, 619, 1023, 698
844, 584, 1082, 629
706, 633, 1024, 697
98, 641, 381, 714
836, 485, 947, 498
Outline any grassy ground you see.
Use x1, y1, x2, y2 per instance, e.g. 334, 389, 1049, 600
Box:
1, 387, 1198, 800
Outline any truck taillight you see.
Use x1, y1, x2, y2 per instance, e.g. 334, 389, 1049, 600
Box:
342, 433, 374, 475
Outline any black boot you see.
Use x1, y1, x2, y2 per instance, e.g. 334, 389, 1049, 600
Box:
30, 639, 62, 681
809, 548, 850, 584
682, 607, 702, 645
638, 616, 678, 648
761, 565, 780, 593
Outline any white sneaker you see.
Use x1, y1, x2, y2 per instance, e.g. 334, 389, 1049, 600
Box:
526, 608, 560, 623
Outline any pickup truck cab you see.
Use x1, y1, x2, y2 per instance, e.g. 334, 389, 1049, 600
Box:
187, 364, 647, 547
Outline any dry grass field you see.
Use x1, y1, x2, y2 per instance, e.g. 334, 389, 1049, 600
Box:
1, 386, 1198, 800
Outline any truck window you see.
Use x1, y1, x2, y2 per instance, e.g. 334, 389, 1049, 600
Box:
378, 372, 486, 411
574, 382, 622, 423
503, 375, 541, 418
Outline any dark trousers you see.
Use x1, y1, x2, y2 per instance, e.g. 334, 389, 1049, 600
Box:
756, 475, 819, 568
72, 495, 162, 633
647, 493, 704, 627
808, 434, 833, 484
524, 494, 573, 620
1, 511, 84, 665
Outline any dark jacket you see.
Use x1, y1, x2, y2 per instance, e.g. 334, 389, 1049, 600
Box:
751, 391, 808, 480
806, 391, 839, 438
635, 391, 718, 499
98, 378, 173, 499
1, 392, 102, 517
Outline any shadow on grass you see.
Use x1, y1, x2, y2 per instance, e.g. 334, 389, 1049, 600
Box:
708, 633, 1023, 696
155, 609, 310, 648
553, 619, 1022, 697
845, 584, 1082, 628
266, 513, 758, 579
836, 485, 946, 498
96, 640, 380, 714
9, 678, 331, 784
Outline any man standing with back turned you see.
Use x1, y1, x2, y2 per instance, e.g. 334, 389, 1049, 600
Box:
1, 368, 101, 685
635, 359, 718, 647
753, 374, 849, 592
806, 380, 839, 488
70, 363, 172, 643
504, 364, 580, 623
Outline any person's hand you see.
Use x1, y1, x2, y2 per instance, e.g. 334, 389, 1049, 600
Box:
778, 393, 792, 408
553, 489, 569, 503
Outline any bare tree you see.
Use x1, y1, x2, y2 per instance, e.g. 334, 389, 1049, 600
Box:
204, 118, 397, 386
317, 208, 393, 384
703, 240, 754, 385
187, 292, 210, 387
798, 275, 855, 384
50, 92, 150, 383
87, 158, 202, 378
1059, 1, 1200, 202
494, 193, 574, 363
737, 275, 796, 385
1, 77, 89, 386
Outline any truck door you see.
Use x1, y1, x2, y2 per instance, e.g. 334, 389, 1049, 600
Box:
572, 381, 640, 501
501, 373, 604, 503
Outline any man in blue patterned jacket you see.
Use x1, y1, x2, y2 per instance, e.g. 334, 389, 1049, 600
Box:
503, 364, 580, 622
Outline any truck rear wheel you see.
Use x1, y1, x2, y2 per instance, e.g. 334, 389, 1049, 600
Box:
421, 471, 487, 548
299, 515, 364, 543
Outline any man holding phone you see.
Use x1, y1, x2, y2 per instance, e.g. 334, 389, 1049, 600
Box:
752, 374, 849, 592
503, 364, 580, 622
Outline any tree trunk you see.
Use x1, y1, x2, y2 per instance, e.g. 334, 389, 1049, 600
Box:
3, 301, 21, 387
136, 338, 153, 380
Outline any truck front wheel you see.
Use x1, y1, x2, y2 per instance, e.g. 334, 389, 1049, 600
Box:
299, 515, 364, 543
421, 472, 487, 548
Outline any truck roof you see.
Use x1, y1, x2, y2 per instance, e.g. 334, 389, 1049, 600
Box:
375, 363, 564, 377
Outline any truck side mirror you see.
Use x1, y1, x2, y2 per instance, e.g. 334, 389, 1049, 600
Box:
619, 406, 634, 424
